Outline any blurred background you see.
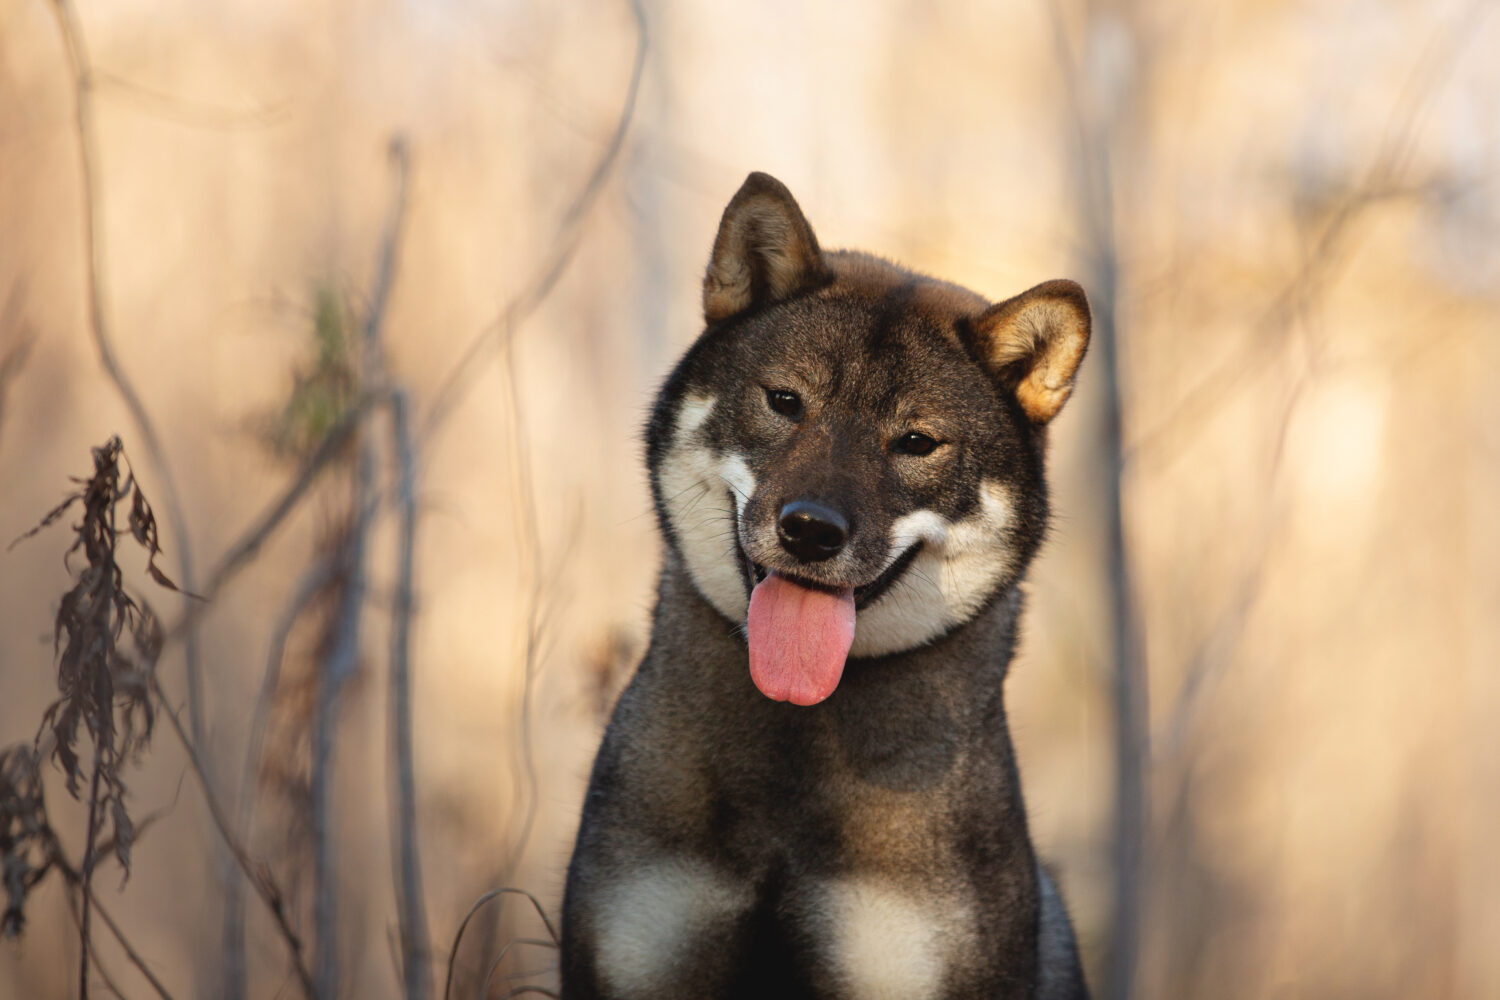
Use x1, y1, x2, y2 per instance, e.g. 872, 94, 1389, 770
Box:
2, 0, 1497, 997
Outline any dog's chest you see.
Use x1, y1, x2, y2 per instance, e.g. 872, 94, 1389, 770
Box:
589, 856, 977, 1000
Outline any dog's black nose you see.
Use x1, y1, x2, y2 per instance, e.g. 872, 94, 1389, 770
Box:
777, 500, 848, 563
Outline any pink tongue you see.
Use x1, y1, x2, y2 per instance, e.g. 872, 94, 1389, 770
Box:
747, 573, 856, 706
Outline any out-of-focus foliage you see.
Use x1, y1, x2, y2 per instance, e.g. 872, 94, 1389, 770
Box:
0, 745, 49, 940
261, 288, 358, 462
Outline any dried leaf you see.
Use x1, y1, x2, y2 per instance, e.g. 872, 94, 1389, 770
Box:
128, 484, 156, 551
146, 561, 183, 593
7, 494, 80, 552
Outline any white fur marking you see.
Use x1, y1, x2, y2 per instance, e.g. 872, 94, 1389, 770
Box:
675, 394, 716, 437
820, 879, 962, 999
657, 393, 752, 623
719, 453, 756, 515
850, 482, 1015, 658
593, 858, 748, 996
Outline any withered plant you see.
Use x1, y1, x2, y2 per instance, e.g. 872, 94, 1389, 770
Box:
0, 744, 50, 940
3, 434, 182, 993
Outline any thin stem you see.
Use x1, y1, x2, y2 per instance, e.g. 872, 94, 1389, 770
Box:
389, 386, 431, 1000
443, 888, 560, 1000
420, 0, 647, 440
1047, 6, 1148, 998
314, 135, 411, 1000
50, 0, 207, 761
478, 938, 556, 1000
86, 888, 177, 1000
65, 887, 123, 1000
151, 685, 315, 997
78, 739, 104, 1000
53, 833, 177, 1000
223, 555, 339, 1000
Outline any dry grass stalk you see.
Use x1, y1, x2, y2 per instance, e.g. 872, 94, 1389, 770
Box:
5, 435, 178, 996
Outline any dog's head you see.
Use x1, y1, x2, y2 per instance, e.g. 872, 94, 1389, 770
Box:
647, 172, 1090, 704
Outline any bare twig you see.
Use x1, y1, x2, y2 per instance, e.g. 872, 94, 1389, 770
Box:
0, 280, 35, 451
78, 736, 105, 998
47, 7, 227, 962
83, 889, 176, 1000
389, 385, 431, 1000
92, 68, 291, 131
313, 135, 411, 1000
222, 554, 338, 1000
49, 0, 207, 760
188, 389, 382, 616
443, 888, 560, 1000
53, 833, 177, 1000
240, 557, 339, 841
421, 0, 647, 439
1048, 7, 1148, 1000
499, 338, 545, 878
478, 938, 557, 1000
459, 0, 646, 894
151, 687, 315, 998
64, 888, 128, 1000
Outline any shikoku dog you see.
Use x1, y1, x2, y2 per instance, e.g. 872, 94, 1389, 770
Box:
561, 172, 1092, 999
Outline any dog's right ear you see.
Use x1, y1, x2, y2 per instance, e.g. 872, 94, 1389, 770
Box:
703, 172, 832, 324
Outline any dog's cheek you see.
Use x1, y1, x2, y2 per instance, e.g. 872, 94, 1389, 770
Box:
848, 480, 1018, 658
658, 393, 753, 623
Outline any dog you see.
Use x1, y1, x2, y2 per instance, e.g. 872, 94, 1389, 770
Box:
560, 172, 1092, 999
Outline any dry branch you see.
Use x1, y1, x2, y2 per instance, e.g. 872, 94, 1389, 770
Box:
151, 689, 315, 997
421, 0, 647, 439
478, 937, 557, 1000
48, 0, 208, 761
221, 554, 338, 1000
76, 887, 176, 1000
0, 283, 35, 450
389, 384, 431, 1000
188, 391, 381, 615
1046, 7, 1147, 999
312, 135, 412, 1000
64, 889, 129, 1000
443, 888, 560, 1000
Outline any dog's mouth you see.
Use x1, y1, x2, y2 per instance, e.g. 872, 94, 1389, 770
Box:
731, 502, 923, 707
734, 538, 922, 612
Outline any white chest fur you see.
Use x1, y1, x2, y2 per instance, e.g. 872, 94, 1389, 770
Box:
590, 857, 751, 997
589, 859, 971, 999
814, 877, 972, 999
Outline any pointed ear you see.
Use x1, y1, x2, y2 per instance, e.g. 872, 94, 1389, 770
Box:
970, 279, 1091, 424
703, 172, 833, 324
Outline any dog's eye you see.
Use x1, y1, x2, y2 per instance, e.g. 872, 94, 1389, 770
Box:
894, 432, 939, 456
765, 388, 803, 419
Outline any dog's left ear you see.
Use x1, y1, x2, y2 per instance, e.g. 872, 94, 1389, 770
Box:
971, 279, 1091, 424
703, 172, 833, 324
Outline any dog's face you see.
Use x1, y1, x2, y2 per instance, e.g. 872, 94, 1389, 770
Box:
647, 173, 1089, 703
